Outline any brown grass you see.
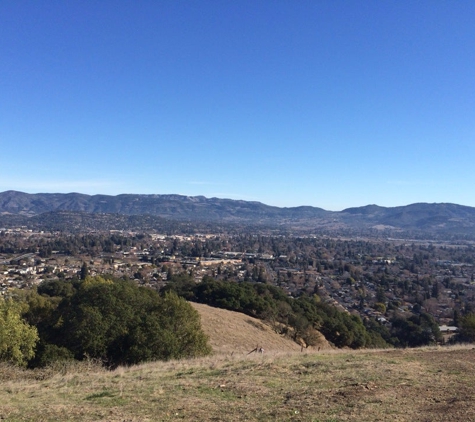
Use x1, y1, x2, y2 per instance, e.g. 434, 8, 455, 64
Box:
190, 302, 331, 354
1, 305, 475, 421
2, 346, 475, 421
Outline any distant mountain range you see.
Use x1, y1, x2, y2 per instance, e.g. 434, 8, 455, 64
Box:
1, 190, 475, 238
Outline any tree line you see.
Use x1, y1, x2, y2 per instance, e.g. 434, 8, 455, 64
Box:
0, 276, 211, 368
5, 273, 475, 369
163, 275, 443, 349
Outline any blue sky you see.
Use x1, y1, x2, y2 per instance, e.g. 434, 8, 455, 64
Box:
1, 1, 474, 211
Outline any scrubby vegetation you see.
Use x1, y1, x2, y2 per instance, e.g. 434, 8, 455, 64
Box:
163, 275, 441, 349
1, 346, 475, 421
0, 272, 447, 370
2, 276, 211, 368
0, 297, 38, 366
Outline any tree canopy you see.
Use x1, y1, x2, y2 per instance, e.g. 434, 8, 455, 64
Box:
0, 297, 39, 366
457, 313, 475, 343
6, 276, 211, 368
52, 278, 211, 366
164, 275, 390, 349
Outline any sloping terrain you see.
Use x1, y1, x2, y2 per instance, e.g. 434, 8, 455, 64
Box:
0, 190, 329, 222
342, 202, 475, 232
1, 346, 475, 421
2, 190, 475, 237
190, 302, 330, 354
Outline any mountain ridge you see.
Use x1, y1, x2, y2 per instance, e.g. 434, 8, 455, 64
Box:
1, 190, 475, 238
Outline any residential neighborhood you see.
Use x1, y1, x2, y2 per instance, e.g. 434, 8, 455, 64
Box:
2, 226, 474, 340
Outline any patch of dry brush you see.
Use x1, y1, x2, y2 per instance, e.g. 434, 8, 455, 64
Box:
1, 345, 475, 421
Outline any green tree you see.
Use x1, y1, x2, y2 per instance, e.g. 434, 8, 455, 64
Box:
80, 262, 89, 280
457, 313, 475, 343
376, 287, 386, 303
0, 298, 39, 366
38, 279, 76, 298
144, 292, 211, 360
391, 313, 441, 347
53, 277, 210, 367
30, 343, 74, 368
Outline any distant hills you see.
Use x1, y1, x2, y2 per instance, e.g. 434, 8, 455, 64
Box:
1, 190, 475, 238
0, 190, 327, 221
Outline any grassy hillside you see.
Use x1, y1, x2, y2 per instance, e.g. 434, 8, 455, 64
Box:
190, 302, 331, 354
1, 345, 475, 421
1, 304, 475, 421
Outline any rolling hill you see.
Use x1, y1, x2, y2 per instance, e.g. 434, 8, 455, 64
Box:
1, 190, 475, 237
190, 302, 330, 354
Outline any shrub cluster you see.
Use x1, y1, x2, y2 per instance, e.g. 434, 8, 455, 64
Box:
164, 275, 441, 349
163, 275, 389, 348
2, 276, 211, 368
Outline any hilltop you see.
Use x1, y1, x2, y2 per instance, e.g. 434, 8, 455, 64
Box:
1, 344, 474, 421
3, 298, 475, 421
1, 295, 474, 421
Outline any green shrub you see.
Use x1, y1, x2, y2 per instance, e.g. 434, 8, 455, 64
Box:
47, 278, 211, 367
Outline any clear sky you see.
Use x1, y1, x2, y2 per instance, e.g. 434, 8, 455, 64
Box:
1, 1, 474, 211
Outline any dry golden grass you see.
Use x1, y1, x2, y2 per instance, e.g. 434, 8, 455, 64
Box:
2, 345, 475, 421
190, 302, 331, 354
2, 305, 475, 421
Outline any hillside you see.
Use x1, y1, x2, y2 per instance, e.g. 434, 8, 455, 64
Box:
2, 190, 475, 237
3, 301, 472, 421
1, 346, 475, 421
0, 190, 328, 223
190, 302, 330, 354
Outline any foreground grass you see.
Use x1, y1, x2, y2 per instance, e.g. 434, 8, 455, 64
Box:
1, 345, 475, 421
